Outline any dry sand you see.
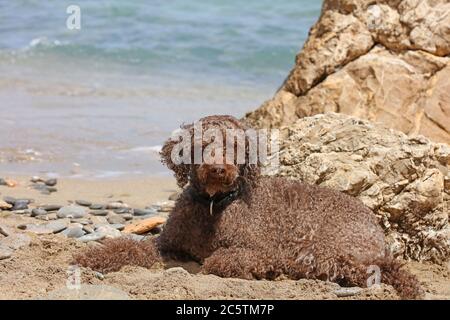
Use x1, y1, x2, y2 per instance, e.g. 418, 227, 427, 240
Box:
0, 176, 449, 300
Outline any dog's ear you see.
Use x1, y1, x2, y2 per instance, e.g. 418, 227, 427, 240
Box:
160, 136, 191, 188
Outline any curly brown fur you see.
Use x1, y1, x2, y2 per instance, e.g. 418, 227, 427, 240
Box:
73, 238, 161, 274
158, 115, 423, 299
75, 115, 423, 299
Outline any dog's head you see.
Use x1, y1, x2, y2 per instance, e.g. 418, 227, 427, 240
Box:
161, 115, 260, 199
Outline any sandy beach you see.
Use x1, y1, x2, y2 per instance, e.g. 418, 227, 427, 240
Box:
0, 176, 449, 300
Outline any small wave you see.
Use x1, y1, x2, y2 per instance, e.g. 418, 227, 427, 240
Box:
28, 37, 63, 49
127, 145, 162, 154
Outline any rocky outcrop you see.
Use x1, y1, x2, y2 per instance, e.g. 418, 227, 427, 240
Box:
273, 113, 449, 263
245, 0, 450, 144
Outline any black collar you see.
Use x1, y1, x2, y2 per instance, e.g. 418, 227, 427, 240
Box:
190, 187, 240, 214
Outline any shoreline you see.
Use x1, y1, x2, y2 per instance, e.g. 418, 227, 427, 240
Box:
0, 175, 179, 210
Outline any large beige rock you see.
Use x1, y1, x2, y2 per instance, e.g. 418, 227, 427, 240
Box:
245, 0, 450, 144
274, 113, 449, 263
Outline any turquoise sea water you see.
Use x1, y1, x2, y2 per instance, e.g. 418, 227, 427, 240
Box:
0, 0, 322, 177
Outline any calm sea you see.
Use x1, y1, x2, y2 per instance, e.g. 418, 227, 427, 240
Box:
0, 0, 322, 178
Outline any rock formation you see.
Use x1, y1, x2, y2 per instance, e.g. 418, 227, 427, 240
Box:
245, 0, 450, 144
272, 113, 449, 263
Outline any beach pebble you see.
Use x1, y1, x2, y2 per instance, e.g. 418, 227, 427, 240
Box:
89, 204, 105, 210
0, 200, 12, 210
133, 208, 157, 216
44, 178, 57, 186
3, 196, 17, 205
24, 220, 69, 234
13, 200, 29, 211
113, 207, 132, 214
78, 232, 105, 242
0, 224, 14, 237
70, 218, 91, 225
35, 215, 50, 221
46, 187, 58, 193
109, 224, 125, 231
75, 200, 92, 207
96, 225, 122, 239
106, 202, 129, 210
47, 213, 58, 220
334, 287, 363, 297
30, 176, 44, 183
121, 213, 134, 221
42, 204, 63, 212
0, 245, 13, 260
107, 215, 125, 225
90, 216, 108, 226
31, 208, 48, 217
57, 206, 88, 219
62, 225, 86, 238
0, 233, 32, 250
82, 225, 95, 234
12, 209, 31, 215
0, 178, 7, 186
89, 210, 108, 216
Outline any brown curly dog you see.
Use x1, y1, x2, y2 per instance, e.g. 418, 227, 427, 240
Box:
74, 115, 423, 299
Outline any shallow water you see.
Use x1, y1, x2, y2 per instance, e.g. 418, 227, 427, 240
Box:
0, 0, 322, 178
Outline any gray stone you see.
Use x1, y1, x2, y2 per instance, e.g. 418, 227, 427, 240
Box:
30, 176, 44, 183
96, 225, 122, 239
113, 208, 132, 214
78, 232, 105, 242
42, 285, 130, 300
42, 205, 63, 212
75, 200, 92, 207
62, 226, 86, 238
12, 200, 28, 211
89, 204, 105, 210
57, 206, 88, 219
2, 196, 16, 205
107, 215, 125, 225
12, 209, 31, 215
90, 216, 108, 226
109, 224, 125, 231
47, 187, 58, 193
133, 208, 157, 216
31, 208, 48, 217
89, 210, 108, 216
71, 218, 91, 225
106, 202, 129, 210
0, 233, 32, 250
25, 220, 69, 234
82, 225, 95, 234
121, 214, 133, 221
44, 178, 57, 186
